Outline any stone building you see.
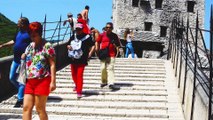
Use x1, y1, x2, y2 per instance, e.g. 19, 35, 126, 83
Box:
112, 0, 205, 58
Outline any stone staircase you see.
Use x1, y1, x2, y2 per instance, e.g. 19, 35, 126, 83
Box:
0, 58, 185, 120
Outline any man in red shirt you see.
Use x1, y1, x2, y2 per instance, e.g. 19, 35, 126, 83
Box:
95, 22, 121, 90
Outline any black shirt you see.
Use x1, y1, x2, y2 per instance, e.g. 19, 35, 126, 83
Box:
68, 33, 95, 65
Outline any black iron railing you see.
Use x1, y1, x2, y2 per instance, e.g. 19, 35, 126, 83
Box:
167, 6, 213, 120
0, 15, 72, 44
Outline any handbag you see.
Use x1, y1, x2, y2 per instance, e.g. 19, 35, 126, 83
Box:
16, 60, 27, 85
98, 47, 109, 60
98, 41, 111, 60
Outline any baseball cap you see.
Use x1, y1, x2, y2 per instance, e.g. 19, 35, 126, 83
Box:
67, 13, 73, 17
76, 23, 83, 29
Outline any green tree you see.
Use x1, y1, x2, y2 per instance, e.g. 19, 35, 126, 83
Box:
0, 13, 17, 58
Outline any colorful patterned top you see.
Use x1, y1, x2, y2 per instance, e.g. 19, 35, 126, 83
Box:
25, 42, 55, 79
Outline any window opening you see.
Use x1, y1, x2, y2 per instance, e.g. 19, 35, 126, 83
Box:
144, 22, 153, 31
160, 26, 167, 37
132, 0, 139, 7
155, 0, 163, 9
187, 1, 195, 12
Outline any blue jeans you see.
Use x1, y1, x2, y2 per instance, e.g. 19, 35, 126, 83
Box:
9, 61, 25, 101
125, 42, 135, 58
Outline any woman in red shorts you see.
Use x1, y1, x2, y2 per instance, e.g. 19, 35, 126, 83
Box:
22, 22, 56, 120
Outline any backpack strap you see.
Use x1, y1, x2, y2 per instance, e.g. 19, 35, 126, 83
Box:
74, 34, 90, 42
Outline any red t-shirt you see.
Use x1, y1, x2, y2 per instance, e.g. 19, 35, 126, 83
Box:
77, 18, 90, 34
97, 32, 120, 57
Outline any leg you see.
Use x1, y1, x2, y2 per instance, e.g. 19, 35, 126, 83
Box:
107, 57, 115, 85
23, 94, 35, 120
129, 43, 135, 58
35, 95, 48, 120
9, 61, 20, 89
10, 61, 24, 103
125, 45, 130, 58
17, 84, 25, 101
75, 64, 86, 96
71, 64, 77, 89
100, 60, 107, 84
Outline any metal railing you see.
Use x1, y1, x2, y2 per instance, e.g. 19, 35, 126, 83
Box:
0, 15, 72, 43
0, 15, 72, 100
42, 15, 71, 42
167, 6, 213, 120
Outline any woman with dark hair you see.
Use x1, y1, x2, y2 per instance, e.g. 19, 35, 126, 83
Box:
0, 17, 31, 108
22, 22, 56, 120
124, 28, 135, 58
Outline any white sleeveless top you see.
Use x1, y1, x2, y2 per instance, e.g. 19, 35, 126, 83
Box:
126, 34, 132, 43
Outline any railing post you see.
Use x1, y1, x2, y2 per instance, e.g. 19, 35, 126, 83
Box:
58, 15, 62, 42
182, 15, 189, 104
168, 18, 176, 60
173, 19, 177, 69
43, 14, 47, 39
209, 5, 213, 120
178, 18, 184, 88
171, 19, 176, 63
190, 11, 199, 120
167, 23, 173, 60
175, 17, 181, 77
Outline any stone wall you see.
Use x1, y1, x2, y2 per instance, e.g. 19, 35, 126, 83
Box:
112, 0, 205, 58
113, 0, 204, 35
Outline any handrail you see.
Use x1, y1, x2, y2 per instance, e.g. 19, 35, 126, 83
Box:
0, 15, 72, 58
168, 6, 213, 120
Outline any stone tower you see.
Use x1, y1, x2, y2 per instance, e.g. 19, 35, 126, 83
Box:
112, 0, 205, 58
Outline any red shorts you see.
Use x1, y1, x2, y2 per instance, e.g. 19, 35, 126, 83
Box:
24, 76, 51, 96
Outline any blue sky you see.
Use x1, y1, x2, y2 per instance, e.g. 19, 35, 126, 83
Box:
0, 0, 212, 47
205, 0, 213, 48
0, 0, 112, 32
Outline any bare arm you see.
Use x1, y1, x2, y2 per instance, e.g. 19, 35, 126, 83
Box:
0, 40, 14, 49
95, 42, 100, 52
94, 31, 100, 42
88, 45, 95, 58
63, 20, 68, 26
115, 46, 120, 57
85, 10, 88, 22
48, 56, 56, 92
115, 37, 122, 57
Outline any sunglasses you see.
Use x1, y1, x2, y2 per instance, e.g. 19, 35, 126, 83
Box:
76, 28, 82, 31
105, 26, 112, 29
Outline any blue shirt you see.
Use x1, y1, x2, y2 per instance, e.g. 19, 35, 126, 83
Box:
13, 31, 31, 63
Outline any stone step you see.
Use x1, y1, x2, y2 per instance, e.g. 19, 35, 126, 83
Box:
0, 105, 169, 119
50, 93, 167, 102
90, 57, 164, 62
89, 58, 165, 63
0, 113, 170, 120
62, 64, 165, 71
57, 68, 165, 75
64, 64, 165, 69
56, 77, 166, 82
87, 62, 165, 66
56, 73, 166, 78
56, 78, 165, 87
52, 88, 167, 96
2, 99, 168, 110
56, 84, 167, 91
